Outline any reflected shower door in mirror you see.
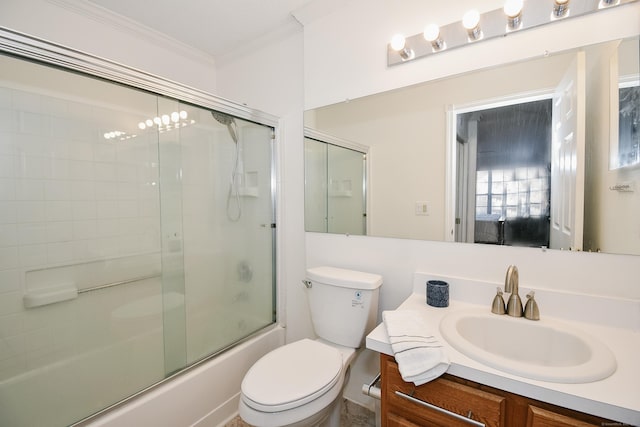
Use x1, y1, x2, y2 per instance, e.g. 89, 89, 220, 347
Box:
304, 36, 640, 256
304, 131, 367, 235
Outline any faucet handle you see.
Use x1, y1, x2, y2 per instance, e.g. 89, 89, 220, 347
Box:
491, 287, 506, 315
524, 291, 540, 321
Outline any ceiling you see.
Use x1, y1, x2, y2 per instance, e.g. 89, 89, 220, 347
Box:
86, 0, 321, 58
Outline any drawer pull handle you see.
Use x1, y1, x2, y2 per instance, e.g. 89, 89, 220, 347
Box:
395, 391, 486, 427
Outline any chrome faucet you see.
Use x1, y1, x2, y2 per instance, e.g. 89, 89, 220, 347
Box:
504, 265, 523, 317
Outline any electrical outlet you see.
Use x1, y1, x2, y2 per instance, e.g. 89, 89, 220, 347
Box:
415, 201, 429, 216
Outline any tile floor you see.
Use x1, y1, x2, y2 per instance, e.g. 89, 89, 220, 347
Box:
225, 399, 376, 426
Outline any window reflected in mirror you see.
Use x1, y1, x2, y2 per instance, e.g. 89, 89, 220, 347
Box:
618, 85, 639, 168
455, 99, 552, 247
611, 37, 639, 170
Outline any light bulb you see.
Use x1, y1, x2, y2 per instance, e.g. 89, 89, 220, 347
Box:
162, 114, 170, 125
423, 23, 445, 51
390, 34, 406, 51
462, 9, 480, 30
153, 117, 162, 125
598, 0, 619, 7
463, 9, 482, 41
179, 110, 188, 119
504, 0, 523, 18
389, 34, 414, 60
138, 122, 146, 130
145, 119, 153, 127
504, 0, 524, 29
171, 112, 180, 123
423, 24, 440, 42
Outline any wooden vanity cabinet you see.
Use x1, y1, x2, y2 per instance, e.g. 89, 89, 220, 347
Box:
380, 354, 613, 427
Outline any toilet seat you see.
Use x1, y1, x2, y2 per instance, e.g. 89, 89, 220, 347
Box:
241, 339, 343, 413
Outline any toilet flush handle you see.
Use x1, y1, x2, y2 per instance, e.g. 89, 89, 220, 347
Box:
301, 280, 312, 288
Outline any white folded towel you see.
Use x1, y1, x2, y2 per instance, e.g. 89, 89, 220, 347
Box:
383, 310, 450, 386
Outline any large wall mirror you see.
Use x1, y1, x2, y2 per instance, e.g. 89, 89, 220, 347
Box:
304, 36, 640, 256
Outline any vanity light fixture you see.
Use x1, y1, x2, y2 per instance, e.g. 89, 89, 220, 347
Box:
462, 9, 482, 41
553, 0, 570, 18
387, 0, 638, 66
504, 0, 524, 30
390, 34, 415, 61
423, 23, 445, 51
103, 130, 133, 140
131, 110, 193, 138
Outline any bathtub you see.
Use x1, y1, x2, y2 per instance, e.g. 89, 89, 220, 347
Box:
83, 325, 285, 427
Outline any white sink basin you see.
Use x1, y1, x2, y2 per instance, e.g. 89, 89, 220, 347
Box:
439, 309, 617, 383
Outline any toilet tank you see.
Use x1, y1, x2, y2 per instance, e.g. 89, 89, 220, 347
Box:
306, 266, 383, 348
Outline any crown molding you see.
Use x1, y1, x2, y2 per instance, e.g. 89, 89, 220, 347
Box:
291, 0, 350, 26
45, 0, 216, 67
216, 18, 302, 67
0, 26, 279, 127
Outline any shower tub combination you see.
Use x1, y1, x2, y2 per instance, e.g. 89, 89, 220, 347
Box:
0, 28, 279, 426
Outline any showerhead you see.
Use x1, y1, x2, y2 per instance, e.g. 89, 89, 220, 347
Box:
211, 111, 238, 144
211, 111, 234, 126
211, 111, 242, 221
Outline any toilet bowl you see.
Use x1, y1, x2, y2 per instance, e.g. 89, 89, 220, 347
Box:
239, 339, 355, 427
239, 266, 382, 427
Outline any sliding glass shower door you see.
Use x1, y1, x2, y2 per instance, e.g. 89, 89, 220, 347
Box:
175, 101, 275, 365
0, 49, 276, 426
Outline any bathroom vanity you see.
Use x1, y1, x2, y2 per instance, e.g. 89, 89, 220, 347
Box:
381, 354, 611, 426
366, 273, 640, 426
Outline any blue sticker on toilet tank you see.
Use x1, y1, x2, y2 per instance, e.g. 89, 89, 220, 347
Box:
352, 290, 364, 308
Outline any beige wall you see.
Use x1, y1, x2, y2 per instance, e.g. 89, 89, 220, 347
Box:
308, 53, 573, 241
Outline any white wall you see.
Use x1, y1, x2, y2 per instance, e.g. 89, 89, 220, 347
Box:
0, 0, 217, 94
302, 0, 640, 410
304, 0, 640, 110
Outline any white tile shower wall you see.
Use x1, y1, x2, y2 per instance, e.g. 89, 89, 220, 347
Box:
0, 277, 166, 426
0, 84, 163, 382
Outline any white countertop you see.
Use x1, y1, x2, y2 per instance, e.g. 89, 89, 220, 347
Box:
366, 273, 640, 426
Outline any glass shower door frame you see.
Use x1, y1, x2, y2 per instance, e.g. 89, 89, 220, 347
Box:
0, 25, 280, 426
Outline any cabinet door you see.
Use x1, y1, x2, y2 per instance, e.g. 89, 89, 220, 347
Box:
387, 413, 423, 427
381, 354, 506, 427
526, 405, 604, 427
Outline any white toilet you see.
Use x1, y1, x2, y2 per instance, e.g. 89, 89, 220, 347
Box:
239, 266, 383, 427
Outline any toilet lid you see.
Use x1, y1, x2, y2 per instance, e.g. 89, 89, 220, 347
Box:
241, 339, 343, 412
